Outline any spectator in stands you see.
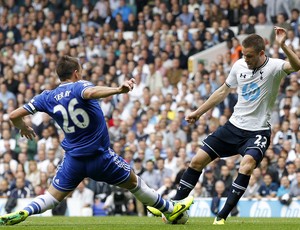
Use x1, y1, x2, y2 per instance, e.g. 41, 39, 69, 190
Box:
39, 148, 60, 173
166, 58, 183, 86
178, 4, 193, 26
1, 152, 18, 174
156, 157, 173, 185
240, 0, 255, 17
270, 13, 292, 45
0, 179, 9, 197
256, 12, 270, 25
72, 181, 94, 216
191, 182, 210, 198
290, 8, 300, 37
277, 176, 291, 198
285, 29, 299, 51
276, 157, 289, 179
26, 161, 40, 188
219, 18, 235, 42
112, 0, 132, 23
210, 180, 226, 215
157, 177, 176, 200
202, 168, 216, 197
3, 68, 19, 95
0, 84, 16, 111
8, 177, 32, 198
257, 173, 278, 198
237, 14, 256, 35
218, 165, 233, 194
253, 0, 267, 16
38, 172, 50, 194
219, 0, 231, 19
243, 175, 260, 198
164, 120, 187, 152
273, 120, 297, 150
141, 160, 161, 190
286, 162, 297, 182
230, 37, 243, 64
290, 171, 300, 198
259, 156, 279, 185
266, 0, 291, 24
203, 31, 216, 50
146, 63, 163, 93
210, 4, 223, 24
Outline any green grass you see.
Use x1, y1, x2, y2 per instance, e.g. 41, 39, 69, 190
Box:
2, 216, 300, 230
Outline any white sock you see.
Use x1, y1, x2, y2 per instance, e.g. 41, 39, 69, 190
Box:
24, 191, 59, 215
130, 176, 173, 213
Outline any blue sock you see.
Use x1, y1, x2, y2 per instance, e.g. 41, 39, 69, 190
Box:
173, 167, 202, 200
217, 173, 250, 220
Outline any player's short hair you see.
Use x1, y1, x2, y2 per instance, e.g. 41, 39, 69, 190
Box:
56, 55, 80, 81
242, 34, 265, 53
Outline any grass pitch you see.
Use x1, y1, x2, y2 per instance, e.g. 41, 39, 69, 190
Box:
2, 216, 300, 230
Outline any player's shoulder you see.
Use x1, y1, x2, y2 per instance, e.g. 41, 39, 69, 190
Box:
76, 80, 94, 87
234, 58, 247, 67
36, 89, 52, 98
267, 57, 286, 65
231, 59, 247, 71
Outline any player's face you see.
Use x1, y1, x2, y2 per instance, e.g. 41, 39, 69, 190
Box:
242, 47, 262, 70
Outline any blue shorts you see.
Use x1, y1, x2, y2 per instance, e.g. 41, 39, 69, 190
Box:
52, 148, 131, 192
202, 121, 271, 164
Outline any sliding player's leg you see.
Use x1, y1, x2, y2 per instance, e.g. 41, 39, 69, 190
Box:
0, 185, 70, 225
0, 154, 84, 226
119, 170, 194, 222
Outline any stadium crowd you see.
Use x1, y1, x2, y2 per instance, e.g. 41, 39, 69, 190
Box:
0, 0, 299, 217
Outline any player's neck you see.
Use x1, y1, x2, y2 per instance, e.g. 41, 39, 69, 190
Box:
255, 55, 267, 70
60, 77, 78, 84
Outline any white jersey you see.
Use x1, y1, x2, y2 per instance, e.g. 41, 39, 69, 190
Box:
226, 57, 287, 131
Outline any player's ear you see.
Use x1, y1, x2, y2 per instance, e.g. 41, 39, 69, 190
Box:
259, 50, 265, 56
74, 69, 80, 80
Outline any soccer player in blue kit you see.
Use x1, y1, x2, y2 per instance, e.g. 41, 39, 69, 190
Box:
148, 27, 300, 224
0, 56, 193, 225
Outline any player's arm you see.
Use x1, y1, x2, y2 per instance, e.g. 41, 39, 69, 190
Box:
275, 26, 300, 74
9, 107, 36, 140
83, 78, 136, 99
186, 83, 231, 123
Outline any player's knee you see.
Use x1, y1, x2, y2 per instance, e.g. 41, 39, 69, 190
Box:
239, 164, 254, 175
239, 159, 256, 175
190, 153, 212, 171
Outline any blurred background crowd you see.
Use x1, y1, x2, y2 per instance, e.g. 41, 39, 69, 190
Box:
0, 0, 299, 217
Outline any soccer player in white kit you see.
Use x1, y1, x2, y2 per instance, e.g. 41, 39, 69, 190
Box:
147, 27, 300, 224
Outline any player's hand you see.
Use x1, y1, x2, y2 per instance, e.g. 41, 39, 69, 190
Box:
274, 26, 287, 46
20, 126, 36, 140
120, 78, 136, 93
185, 111, 200, 124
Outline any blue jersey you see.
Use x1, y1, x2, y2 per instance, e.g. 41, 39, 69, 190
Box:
23, 80, 110, 157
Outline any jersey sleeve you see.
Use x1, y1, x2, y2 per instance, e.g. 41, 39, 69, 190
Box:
74, 80, 94, 99
23, 91, 48, 114
272, 58, 287, 78
225, 61, 239, 88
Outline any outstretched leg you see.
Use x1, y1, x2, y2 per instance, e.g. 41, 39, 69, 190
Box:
0, 185, 70, 225
173, 148, 213, 200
